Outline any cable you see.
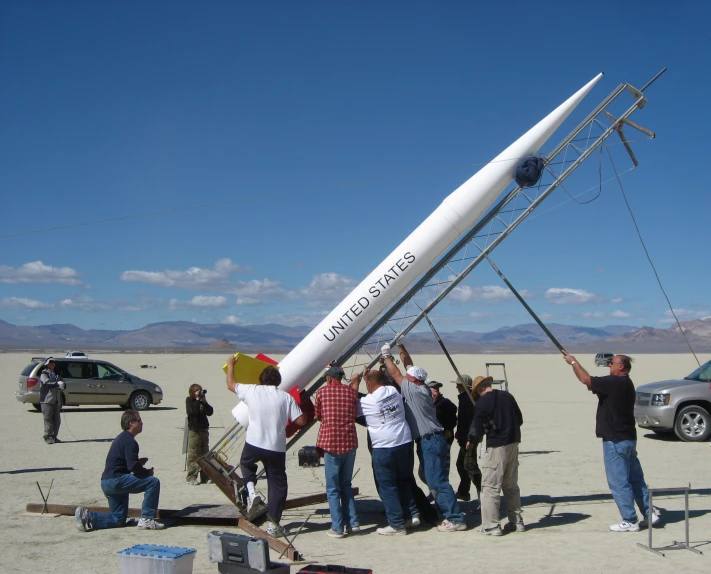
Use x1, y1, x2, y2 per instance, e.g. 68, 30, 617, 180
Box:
606, 146, 703, 369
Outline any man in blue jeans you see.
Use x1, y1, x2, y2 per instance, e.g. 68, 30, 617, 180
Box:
313, 365, 360, 538
383, 342, 466, 533
564, 353, 660, 532
75, 410, 164, 531
357, 369, 419, 536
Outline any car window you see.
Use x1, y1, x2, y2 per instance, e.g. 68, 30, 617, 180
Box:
97, 363, 125, 380
60, 361, 95, 379
685, 361, 711, 382
21, 363, 39, 376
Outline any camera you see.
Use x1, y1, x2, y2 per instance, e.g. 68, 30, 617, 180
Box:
199, 389, 207, 397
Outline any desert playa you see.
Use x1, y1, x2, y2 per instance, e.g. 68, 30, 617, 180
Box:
2, 352, 710, 573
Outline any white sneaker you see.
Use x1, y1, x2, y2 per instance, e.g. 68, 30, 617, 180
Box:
137, 518, 165, 530
404, 516, 421, 528
377, 525, 406, 536
326, 529, 346, 538
74, 507, 92, 532
437, 519, 467, 532
347, 525, 361, 533
246, 494, 262, 514
476, 525, 503, 536
610, 521, 640, 532
639, 513, 661, 528
266, 523, 290, 538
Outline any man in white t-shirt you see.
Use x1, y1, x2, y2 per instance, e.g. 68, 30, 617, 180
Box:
225, 356, 306, 536
356, 369, 419, 536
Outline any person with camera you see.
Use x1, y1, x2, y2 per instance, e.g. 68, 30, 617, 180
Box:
466, 377, 524, 536
39, 357, 65, 444
185, 384, 214, 485
564, 353, 659, 532
75, 409, 164, 531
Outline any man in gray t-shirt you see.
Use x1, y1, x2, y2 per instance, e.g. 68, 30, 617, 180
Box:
382, 342, 466, 532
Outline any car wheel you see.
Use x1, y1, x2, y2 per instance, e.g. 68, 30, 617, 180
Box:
32, 403, 42, 411
674, 405, 711, 442
129, 391, 151, 411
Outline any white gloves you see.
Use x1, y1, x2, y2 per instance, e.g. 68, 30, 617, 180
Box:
381, 343, 392, 358
58, 380, 66, 390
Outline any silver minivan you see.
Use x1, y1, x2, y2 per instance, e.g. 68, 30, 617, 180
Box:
15, 357, 163, 411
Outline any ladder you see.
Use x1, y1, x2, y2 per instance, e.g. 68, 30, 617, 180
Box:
486, 362, 509, 392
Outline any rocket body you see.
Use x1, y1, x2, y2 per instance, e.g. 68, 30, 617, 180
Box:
232, 74, 602, 427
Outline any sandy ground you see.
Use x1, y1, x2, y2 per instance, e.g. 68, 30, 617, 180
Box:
1, 351, 710, 574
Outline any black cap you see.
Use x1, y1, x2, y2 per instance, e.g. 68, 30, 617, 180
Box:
325, 365, 345, 379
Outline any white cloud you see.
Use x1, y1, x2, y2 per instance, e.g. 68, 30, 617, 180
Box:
450, 285, 528, 304
221, 315, 242, 325
121, 258, 248, 290
60, 296, 111, 312
230, 278, 298, 305
169, 295, 230, 309
583, 311, 605, 319
0, 261, 82, 285
611, 310, 631, 318
545, 288, 600, 305
300, 273, 357, 305
657, 308, 711, 324
59, 296, 148, 313
610, 297, 624, 304
0, 297, 52, 310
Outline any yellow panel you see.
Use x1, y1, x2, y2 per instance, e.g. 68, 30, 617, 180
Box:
222, 353, 277, 385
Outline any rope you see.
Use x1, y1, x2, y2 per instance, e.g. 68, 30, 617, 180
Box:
606, 146, 703, 369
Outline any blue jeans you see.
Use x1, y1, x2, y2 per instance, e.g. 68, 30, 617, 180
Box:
372, 442, 418, 529
89, 474, 161, 530
324, 449, 359, 533
602, 439, 650, 523
418, 433, 464, 524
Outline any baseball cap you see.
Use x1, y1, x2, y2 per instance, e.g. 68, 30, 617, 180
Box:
426, 380, 442, 389
324, 365, 345, 379
406, 365, 428, 381
452, 374, 473, 388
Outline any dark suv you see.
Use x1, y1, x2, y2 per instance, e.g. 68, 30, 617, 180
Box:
15, 357, 163, 411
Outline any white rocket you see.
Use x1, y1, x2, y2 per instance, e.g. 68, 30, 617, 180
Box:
232, 73, 603, 427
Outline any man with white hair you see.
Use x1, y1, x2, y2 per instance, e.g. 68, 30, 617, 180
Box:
382, 342, 466, 533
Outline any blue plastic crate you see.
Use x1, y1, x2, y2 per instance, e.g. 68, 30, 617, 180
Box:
117, 545, 196, 574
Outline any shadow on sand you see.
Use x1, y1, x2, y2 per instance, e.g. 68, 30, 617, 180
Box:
0, 466, 75, 475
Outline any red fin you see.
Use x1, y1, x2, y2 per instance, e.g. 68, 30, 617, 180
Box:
255, 353, 278, 365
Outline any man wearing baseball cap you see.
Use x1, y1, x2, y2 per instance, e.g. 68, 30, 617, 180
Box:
466, 375, 524, 535
382, 342, 466, 533
314, 365, 360, 538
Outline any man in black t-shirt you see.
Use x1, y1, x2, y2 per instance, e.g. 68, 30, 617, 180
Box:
466, 377, 524, 536
74, 410, 164, 532
564, 353, 660, 532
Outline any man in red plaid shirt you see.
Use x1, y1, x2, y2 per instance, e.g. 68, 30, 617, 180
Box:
314, 365, 360, 538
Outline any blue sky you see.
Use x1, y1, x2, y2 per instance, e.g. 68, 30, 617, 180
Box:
1, 1, 709, 334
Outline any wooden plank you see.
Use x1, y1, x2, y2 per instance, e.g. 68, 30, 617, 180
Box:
25, 503, 301, 561
284, 487, 359, 510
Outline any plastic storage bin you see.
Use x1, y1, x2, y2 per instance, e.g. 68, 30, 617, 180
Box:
117, 544, 197, 574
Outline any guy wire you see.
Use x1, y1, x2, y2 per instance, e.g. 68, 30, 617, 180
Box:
606, 146, 703, 369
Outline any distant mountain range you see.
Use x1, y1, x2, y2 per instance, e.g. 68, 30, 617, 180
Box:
2, 318, 710, 354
